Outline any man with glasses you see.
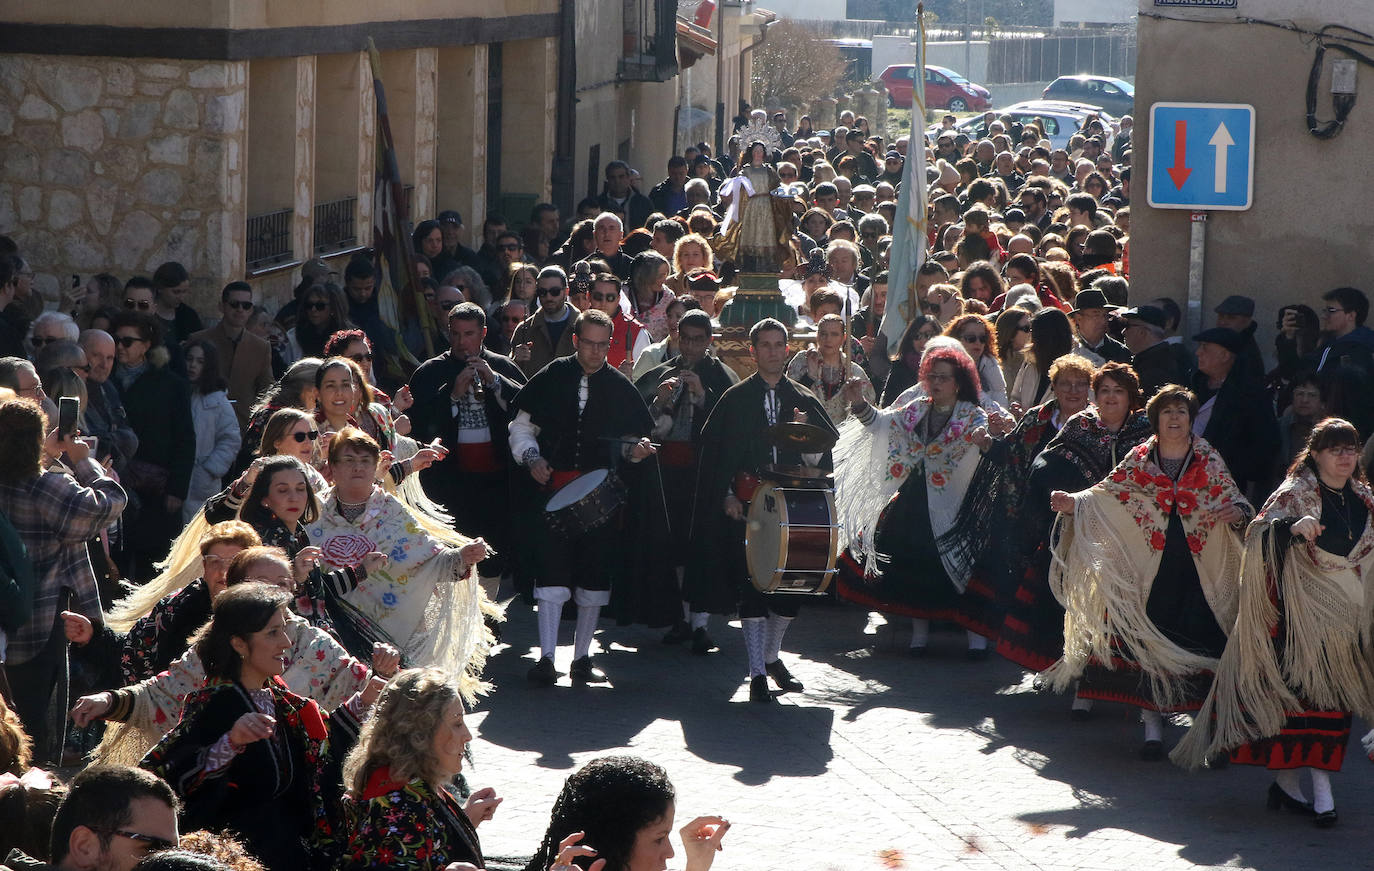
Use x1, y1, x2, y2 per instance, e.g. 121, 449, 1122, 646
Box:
407, 302, 526, 601
0, 356, 45, 405
585, 270, 649, 374
77, 330, 139, 476
485, 299, 527, 357
510, 266, 578, 378
634, 310, 739, 653
0, 765, 179, 870
187, 282, 273, 433
1119, 305, 1186, 399
510, 308, 657, 686
26, 311, 78, 362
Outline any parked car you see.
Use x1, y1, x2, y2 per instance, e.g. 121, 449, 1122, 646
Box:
925, 100, 1116, 151
879, 64, 992, 112
1042, 75, 1134, 117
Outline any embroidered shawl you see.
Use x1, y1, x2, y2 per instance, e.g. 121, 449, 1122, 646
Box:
305, 487, 489, 699
1173, 467, 1374, 768
1042, 407, 1154, 488
835, 396, 987, 588
1045, 436, 1251, 709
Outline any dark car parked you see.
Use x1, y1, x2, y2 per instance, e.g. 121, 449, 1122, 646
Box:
1042, 75, 1134, 117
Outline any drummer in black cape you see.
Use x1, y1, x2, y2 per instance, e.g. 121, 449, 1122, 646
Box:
508, 307, 658, 686
406, 301, 527, 597
634, 309, 739, 653
686, 317, 838, 703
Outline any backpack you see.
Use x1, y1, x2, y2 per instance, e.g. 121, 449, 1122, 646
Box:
0, 509, 35, 633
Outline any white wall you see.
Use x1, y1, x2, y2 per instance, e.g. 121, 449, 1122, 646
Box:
1054, 0, 1134, 27
766, 0, 847, 20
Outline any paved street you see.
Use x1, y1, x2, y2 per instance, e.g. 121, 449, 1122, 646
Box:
469, 598, 1370, 871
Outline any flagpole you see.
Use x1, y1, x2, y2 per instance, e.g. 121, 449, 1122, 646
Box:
877, 4, 929, 358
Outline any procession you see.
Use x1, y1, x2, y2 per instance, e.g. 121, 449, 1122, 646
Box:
3, 1, 1374, 869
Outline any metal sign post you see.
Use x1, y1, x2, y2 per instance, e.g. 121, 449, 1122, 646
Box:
1186, 211, 1207, 337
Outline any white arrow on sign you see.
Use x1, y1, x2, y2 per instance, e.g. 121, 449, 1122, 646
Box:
1209, 123, 1235, 194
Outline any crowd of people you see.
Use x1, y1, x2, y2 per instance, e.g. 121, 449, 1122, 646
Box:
0, 97, 1372, 871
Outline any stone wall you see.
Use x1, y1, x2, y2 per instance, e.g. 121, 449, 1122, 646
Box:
0, 56, 246, 311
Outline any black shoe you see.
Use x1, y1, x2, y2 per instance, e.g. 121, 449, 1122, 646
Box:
1140, 740, 1164, 761
1314, 809, 1338, 828
1206, 752, 1230, 770
527, 656, 556, 686
907, 645, 928, 658
1266, 782, 1315, 816
662, 621, 692, 644
570, 655, 608, 683
965, 646, 991, 662
765, 659, 804, 693
749, 674, 773, 703
691, 627, 717, 655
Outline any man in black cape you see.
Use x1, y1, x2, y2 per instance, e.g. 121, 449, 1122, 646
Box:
509, 308, 671, 685
634, 310, 739, 653
685, 318, 837, 703
406, 302, 526, 599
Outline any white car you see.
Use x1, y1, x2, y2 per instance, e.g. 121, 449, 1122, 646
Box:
926, 100, 1116, 151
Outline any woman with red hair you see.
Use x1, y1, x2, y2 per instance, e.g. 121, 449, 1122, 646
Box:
833, 338, 1002, 657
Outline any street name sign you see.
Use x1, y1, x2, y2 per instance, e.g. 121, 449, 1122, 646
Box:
1147, 102, 1255, 210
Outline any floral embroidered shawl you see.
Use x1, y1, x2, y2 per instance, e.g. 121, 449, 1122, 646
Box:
835, 396, 987, 588
1173, 466, 1374, 767
1045, 436, 1250, 708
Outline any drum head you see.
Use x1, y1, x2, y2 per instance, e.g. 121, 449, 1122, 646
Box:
745, 482, 786, 592
546, 468, 609, 511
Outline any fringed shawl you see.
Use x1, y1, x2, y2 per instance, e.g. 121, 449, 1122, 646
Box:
834, 396, 987, 589
306, 488, 491, 702
1043, 407, 1154, 488
1044, 436, 1250, 709
1172, 467, 1374, 768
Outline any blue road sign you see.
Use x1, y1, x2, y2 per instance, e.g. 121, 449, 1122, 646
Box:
1147, 102, 1255, 211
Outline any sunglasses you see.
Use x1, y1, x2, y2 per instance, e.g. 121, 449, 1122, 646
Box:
225, 300, 255, 311
30, 336, 61, 347
961, 333, 988, 343
290, 429, 320, 443
536, 286, 564, 297
124, 299, 152, 311
591, 292, 619, 303
305, 301, 328, 311
115, 335, 144, 347
74, 363, 93, 374
96, 829, 178, 853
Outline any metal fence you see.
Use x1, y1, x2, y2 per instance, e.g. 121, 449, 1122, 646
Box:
246, 208, 293, 270
987, 33, 1135, 83
313, 197, 357, 255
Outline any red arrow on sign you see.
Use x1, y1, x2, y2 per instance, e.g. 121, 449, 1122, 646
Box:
1167, 119, 1192, 189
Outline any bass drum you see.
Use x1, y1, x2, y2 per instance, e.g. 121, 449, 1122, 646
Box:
745, 481, 838, 595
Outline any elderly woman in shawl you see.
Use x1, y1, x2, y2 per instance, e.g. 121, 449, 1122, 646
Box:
304, 426, 493, 689
833, 338, 1002, 657
1173, 418, 1374, 827
1046, 385, 1251, 760
993, 363, 1152, 708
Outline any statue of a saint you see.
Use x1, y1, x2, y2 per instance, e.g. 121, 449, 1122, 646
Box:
714, 141, 796, 275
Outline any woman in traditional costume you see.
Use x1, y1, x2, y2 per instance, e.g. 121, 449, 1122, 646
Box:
1173, 418, 1374, 827
833, 340, 1001, 657
1046, 385, 1251, 759
994, 363, 1152, 705
786, 313, 874, 425
303, 426, 494, 690
140, 582, 370, 870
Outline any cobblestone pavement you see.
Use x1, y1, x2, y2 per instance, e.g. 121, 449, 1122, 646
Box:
470, 599, 1370, 871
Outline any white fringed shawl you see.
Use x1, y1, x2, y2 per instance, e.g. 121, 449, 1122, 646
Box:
1043, 436, 1249, 710
834, 396, 986, 589
1172, 467, 1374, 768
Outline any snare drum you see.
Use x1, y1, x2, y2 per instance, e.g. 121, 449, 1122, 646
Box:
745, 481, 839, 595
545, 468, 627, 537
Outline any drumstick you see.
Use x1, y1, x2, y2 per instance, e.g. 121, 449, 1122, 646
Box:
597, 437, 662, 448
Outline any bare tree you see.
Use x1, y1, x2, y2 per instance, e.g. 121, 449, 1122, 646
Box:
751, 21, 849, 111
